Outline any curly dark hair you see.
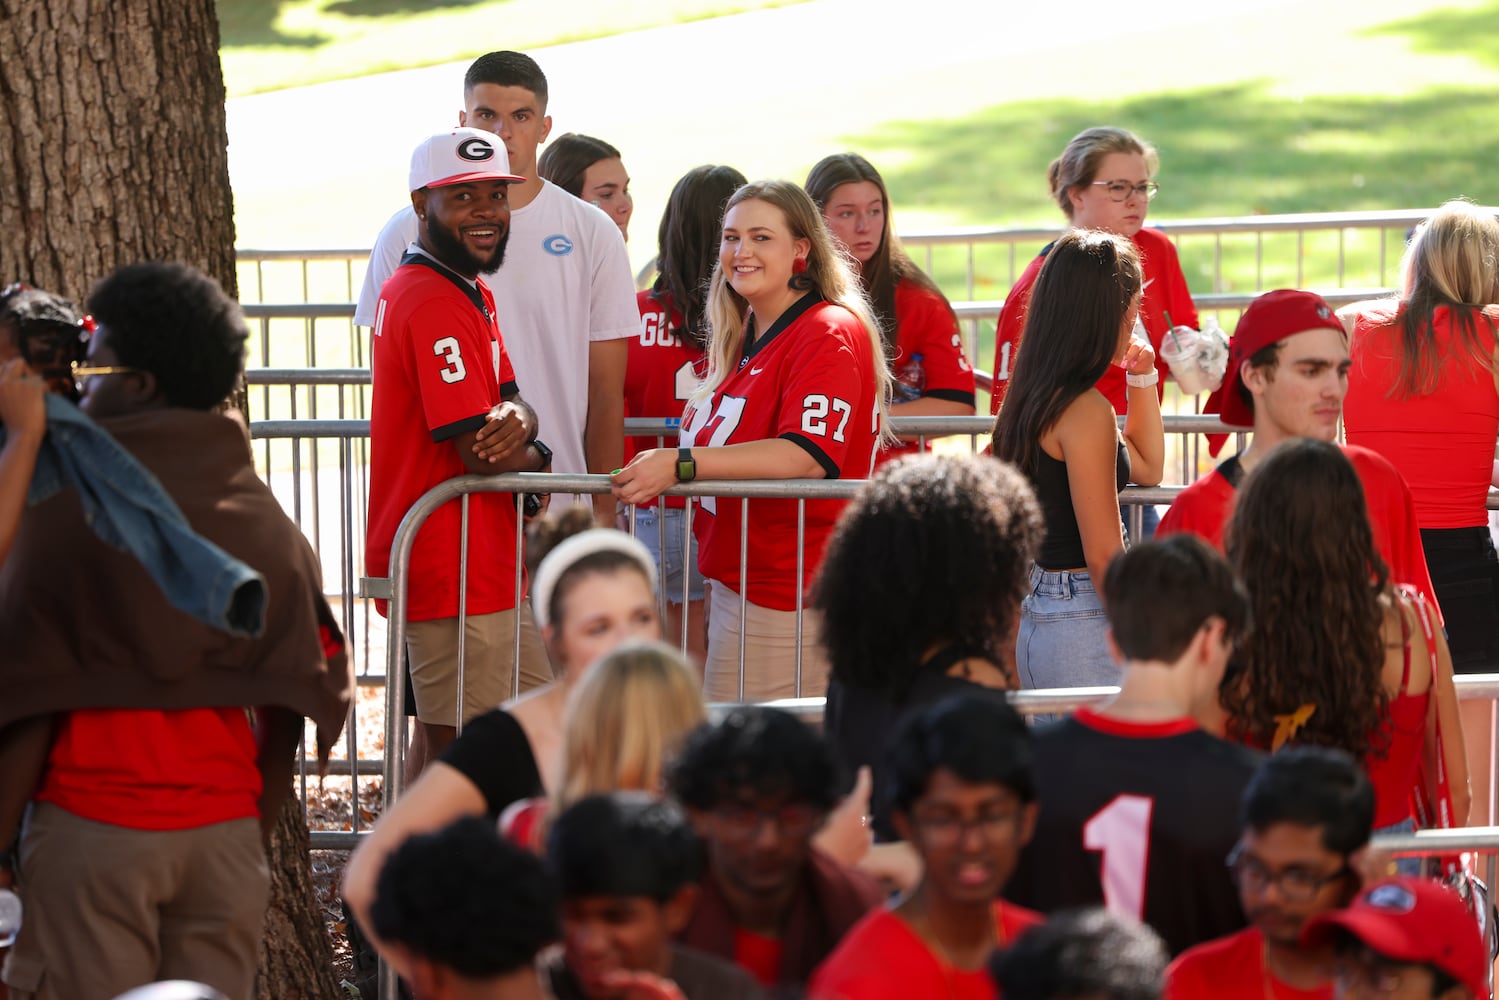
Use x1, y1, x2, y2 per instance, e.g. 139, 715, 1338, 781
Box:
370, 816, 560, 978
813, 453, 1043, 698
86, 261, 246, 410
548, 792, 703, 902
989, 908, 1166, 1000
885, 693, 1035, 817
667, 706, 845, 813
1222, 439, 1390, 759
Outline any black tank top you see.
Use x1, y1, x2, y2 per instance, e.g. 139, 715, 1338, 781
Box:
1032, 438, 1130, 570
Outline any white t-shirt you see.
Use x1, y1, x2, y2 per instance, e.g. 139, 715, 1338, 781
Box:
355, 181, 639, 497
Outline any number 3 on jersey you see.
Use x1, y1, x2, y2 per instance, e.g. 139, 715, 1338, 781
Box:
682, 395, 746, 515
1083, 794, 1153, 920
433, 337, 466, 383
801, 394, 851, 442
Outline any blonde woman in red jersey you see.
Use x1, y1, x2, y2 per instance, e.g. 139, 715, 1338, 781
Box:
612, 180, 893, 702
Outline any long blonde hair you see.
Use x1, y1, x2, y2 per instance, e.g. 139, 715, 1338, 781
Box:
552, 641, 706, 813
696, 180, 894, 443
1389, 199, 1499, 395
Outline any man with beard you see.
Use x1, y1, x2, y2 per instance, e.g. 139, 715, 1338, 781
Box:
1164, 747, 1374, 999
668, 706, 883, 990
367, 126, 554, 776
809, 695, 1042, 1000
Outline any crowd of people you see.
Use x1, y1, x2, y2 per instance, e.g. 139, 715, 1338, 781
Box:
1, 37, 1497, 1000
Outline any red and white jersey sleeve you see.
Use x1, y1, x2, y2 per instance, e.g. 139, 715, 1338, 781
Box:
880, 280, 976, 465
989, 254, 1045, 415
626, 290, 706, 507
681, 297, 879, 611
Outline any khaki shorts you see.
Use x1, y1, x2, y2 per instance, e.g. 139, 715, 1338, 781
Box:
407, 599, 551, 726
703, 580, 828, 703
2, 803, 269, 1000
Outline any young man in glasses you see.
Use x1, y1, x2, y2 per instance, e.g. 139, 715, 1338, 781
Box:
1164, 746, 1375, 999
667, 706, 883, 990
809, 694, 1041, 1000
545, 793, 762, 1000
1302, 878, 1488, 1000
1003, 537, 1261, 956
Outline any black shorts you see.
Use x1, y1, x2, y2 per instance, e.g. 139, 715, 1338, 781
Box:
1421, 526, 1499, 673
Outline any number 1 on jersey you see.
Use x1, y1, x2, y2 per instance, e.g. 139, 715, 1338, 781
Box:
1083, 794, 1153, 921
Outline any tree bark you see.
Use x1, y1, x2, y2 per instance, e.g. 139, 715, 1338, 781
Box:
0, 3, 336, 997
0, 0, 237, 300
255, 790, 343, 1000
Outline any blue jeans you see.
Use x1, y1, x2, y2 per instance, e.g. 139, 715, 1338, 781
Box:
1376, 817, 1422, 877
634, 505, 705, 604
1016, 565, 1120, 689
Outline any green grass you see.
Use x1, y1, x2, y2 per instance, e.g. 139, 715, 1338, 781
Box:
216, 0, 807, 96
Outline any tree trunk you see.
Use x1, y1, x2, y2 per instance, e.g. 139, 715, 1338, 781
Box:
1, 4, 338, 997
0, 0, 237, 300
255, 791, 343, 1000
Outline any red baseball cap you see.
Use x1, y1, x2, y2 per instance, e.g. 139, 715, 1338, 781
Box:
1301, 877, 1488, 997
1203, 289, 1345, 430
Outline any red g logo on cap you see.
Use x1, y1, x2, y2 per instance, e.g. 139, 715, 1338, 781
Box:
457, 137, 495, 162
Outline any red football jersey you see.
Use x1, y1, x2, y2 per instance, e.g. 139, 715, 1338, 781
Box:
879, 279, 976, 466
366, 254, 524, 622
990, 227, 1198, 414
627, 289, 708, 509
681, 295, 880, 611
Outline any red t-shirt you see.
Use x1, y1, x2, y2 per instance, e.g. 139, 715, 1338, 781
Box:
366, 254, 524, 622
36, 708, 260, 831
1166, 927, 1331, 1000
733, 928, 784, 987
1156, 445, 1439, 617
1344, 302, 1499, 530
990, 227, 1199, 414
681, 295, 880, 611
809, 902, 1042, 1000
627, 290, 708, 509
879, 280, 976, 466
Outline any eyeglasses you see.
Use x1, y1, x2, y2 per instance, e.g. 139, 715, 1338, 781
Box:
714, 802, 822, 842
1331, 948, 1411, 994
71, 362, 144, 390
913, 808, 1025, 847
1226, 844, 1351, 903
1091, 180, 1161, 202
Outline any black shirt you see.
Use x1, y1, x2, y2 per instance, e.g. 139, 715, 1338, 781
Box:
1003, 708, 1262, 956
437, 708, 543, 816
1032, 438, 1130, 570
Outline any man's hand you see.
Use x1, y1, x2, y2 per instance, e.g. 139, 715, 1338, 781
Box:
472, 401, 530, 465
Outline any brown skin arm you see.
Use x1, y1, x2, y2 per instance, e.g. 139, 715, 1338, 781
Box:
254, 706, 306, 839
585, 339, 628, 522
452, 398, 545, 476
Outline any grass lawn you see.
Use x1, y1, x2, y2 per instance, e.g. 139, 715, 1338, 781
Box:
216, 0, 806, 96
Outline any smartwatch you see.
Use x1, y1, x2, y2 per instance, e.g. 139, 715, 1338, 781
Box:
676, 447, 697, 483
531, 438, 553, 473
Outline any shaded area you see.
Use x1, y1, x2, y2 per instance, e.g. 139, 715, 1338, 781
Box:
1365, 0, 1499, 70
216, 0, 328, 48
325, 0, 495, 17
854, 82, 1499, 226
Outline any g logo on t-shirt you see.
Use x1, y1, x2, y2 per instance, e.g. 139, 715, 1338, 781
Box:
542, 234, 574, 256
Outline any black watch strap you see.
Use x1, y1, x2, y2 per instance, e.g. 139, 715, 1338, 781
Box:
676, 447, 697, 483
531, 438, 553, 472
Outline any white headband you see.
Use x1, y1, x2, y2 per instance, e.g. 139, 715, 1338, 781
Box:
530, 529, 659, 630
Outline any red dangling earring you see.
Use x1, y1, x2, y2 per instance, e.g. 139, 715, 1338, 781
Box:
792, 257, 807, 274
788, 256, 813, 291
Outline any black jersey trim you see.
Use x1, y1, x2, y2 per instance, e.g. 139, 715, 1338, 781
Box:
739, 292, 824, 368
779, 431, 840, 479
430, 412, 488, 444
400, 250, 492, 322
924, 388, 977, 406
499, 379, 519, 399
1216, 455, 1245, 489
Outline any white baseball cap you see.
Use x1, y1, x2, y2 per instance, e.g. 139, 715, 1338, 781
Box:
408, 127, 523, 193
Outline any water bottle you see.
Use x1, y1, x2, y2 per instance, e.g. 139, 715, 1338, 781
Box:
895, 352, 925, 403
0, 887, 21, 948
